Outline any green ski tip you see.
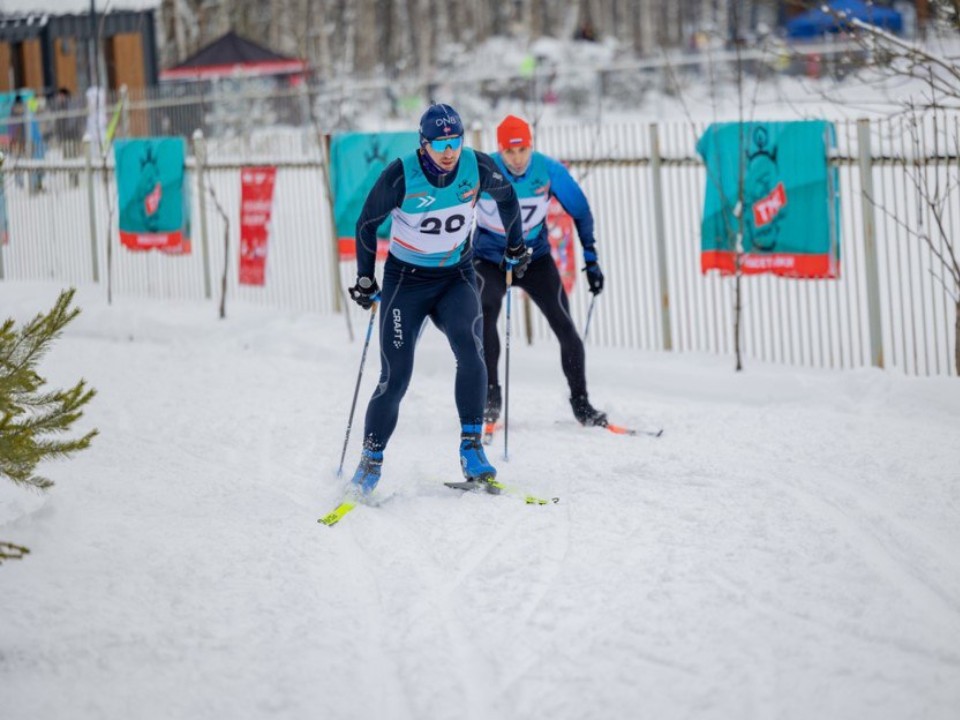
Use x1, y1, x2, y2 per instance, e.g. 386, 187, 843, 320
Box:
318, 501, 357, 526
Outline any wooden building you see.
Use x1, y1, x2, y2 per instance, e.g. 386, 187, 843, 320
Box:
0, 9, 158, 97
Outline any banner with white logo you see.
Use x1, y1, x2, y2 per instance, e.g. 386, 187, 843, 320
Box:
238, 166, 277, 286
115, 137, 191, 253
697, 120, 840, 278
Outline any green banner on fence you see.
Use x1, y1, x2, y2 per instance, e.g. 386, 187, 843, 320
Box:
330, 131, 417, 260
115, 137, 191, 254
697, 120, 840, 278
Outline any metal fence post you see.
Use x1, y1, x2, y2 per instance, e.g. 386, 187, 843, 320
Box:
193, 129, 212, 300
120, 84, 129, 138
649, 123, 673, 351
321, 132, 343, 314
857, 118, 884, 368
85, 138, 100, 283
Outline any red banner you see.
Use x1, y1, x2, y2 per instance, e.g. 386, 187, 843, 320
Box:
119, 230, 191, 254
547, 198, 577, 293
701, 250, 838, 278
239, 167, 277, 286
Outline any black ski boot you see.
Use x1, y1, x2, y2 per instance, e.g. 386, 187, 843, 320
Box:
570, 394, 608, 427
484, 384, 502, 424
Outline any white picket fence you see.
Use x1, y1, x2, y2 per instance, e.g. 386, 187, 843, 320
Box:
1, 117, 957, 377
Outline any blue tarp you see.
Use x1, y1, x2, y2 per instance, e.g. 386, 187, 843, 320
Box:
786, 0, 902, 38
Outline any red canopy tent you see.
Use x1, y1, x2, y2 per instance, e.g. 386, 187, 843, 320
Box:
160, 31, 306, 82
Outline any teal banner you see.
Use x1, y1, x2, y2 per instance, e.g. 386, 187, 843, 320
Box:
0, 89, 35, 147
330, 131, 417, 259
115, 137, 191, 253
697, 121, 840, 278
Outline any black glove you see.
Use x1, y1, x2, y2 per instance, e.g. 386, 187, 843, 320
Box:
582, 247, 603, 295
500, 244, 532, 280
348, 276, 380, 309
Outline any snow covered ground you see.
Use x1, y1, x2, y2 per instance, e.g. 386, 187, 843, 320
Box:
1, 279, 959, 720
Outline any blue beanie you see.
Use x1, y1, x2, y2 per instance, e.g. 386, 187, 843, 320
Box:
419, 103, 463, 146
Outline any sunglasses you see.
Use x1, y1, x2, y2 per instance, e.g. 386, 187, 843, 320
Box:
429, 136, 463, 152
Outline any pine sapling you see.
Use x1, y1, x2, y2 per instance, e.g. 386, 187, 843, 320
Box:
1, 289, 98, 564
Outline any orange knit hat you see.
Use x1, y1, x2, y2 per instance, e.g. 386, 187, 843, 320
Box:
497, 115, 532, 149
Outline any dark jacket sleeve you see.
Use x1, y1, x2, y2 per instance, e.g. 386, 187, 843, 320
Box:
476, 151, 524, 251
355, 159, 405, 278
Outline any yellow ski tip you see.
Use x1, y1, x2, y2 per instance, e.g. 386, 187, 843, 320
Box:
318, 501, 357, 526
524, 495, 560, 505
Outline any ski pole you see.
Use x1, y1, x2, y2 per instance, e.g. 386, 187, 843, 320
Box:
337, 300, 378, 477
583, 294, 597, 342
503, 269, 513, 461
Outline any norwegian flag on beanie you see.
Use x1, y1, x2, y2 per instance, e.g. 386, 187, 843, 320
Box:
419, 104, 464, 144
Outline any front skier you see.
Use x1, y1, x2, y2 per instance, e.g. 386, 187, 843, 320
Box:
346, 103, 529, 496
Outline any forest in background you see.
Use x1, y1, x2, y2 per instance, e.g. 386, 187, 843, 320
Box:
157, 0, 809, 77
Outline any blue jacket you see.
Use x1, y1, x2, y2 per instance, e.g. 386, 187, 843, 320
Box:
473, 151, 596, 264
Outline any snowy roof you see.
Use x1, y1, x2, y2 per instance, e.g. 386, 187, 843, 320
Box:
161, 31, 305, 82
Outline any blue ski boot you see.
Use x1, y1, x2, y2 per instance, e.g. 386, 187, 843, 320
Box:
350, 447, 383, 496
459, 425, 496, 482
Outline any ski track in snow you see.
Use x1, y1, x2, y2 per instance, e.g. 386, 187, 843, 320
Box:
1, 282, 959, 720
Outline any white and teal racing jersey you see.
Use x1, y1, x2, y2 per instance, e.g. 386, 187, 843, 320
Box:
388, 149, 480, 267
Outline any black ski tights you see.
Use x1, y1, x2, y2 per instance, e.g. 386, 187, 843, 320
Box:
474, 255, 587, 398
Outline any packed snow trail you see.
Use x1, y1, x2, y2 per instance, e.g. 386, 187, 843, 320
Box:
1, 282, 959, 720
